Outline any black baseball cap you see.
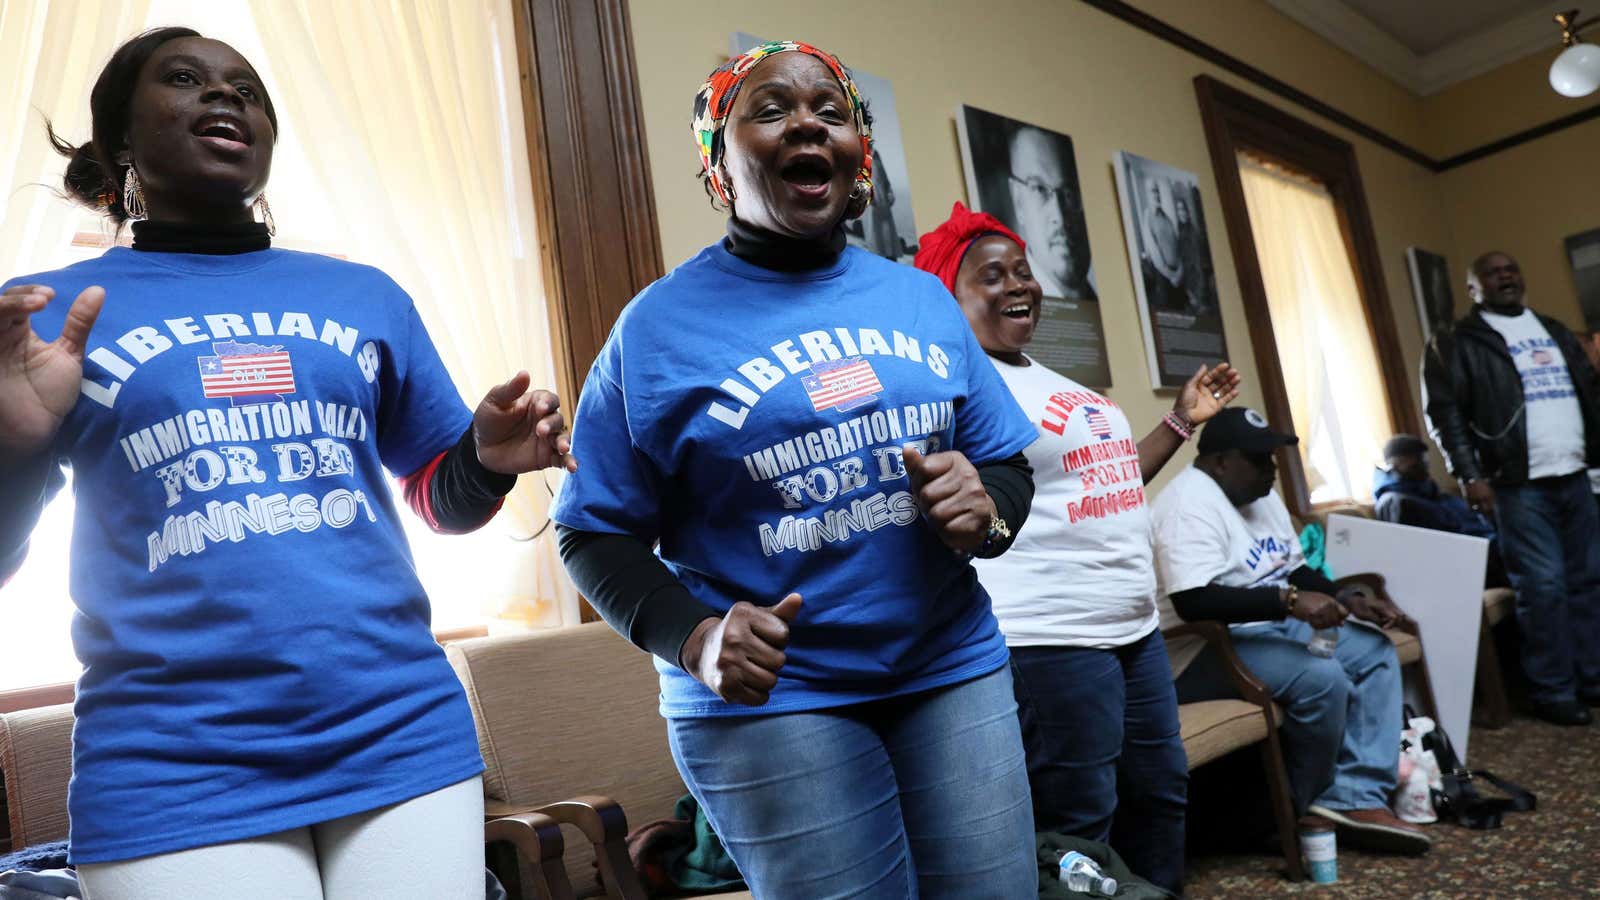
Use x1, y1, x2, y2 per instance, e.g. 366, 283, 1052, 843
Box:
1382, 434, 1428, 461
1197, 407, 1298, 456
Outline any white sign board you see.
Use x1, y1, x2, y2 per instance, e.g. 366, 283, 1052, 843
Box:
1324, 514, 1488, 762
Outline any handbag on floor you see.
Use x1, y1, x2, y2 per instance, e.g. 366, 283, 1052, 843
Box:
1408, 705, 1535, 830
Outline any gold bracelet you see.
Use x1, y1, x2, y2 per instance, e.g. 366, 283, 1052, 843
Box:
1282, 584, 1299, 616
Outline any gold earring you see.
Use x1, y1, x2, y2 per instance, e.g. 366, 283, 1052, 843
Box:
253, 194, 276, 237
122, 166, 147, 219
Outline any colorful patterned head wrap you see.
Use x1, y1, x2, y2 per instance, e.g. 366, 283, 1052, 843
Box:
913, 201, 1027, 293
692, 40, 874, 214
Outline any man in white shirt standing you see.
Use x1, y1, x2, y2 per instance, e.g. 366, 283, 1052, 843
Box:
1152, 409, 1428, 854
1422, 251, 1600, 726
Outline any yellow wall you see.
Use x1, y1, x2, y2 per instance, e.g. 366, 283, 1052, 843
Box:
1425, 50, 1600, 333
626, 0, 1455, 493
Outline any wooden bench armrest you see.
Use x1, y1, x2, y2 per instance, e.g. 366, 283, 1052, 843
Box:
1166, 620, 1274, 709
485, 811, 575, 900
485, 795, 646, 900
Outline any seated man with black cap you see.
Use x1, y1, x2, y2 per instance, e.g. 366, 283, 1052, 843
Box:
1373, 433, 1507, 587
1373, 434, 1496, 541
1151, 408, 1430, 855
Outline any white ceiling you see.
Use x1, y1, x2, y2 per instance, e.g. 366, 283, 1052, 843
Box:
1267, 0, 1574, 95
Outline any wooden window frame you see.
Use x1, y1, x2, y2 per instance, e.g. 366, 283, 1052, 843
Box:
511, 0, 664, 408
1194, 75, 1422, 518
511, 0, 664, 620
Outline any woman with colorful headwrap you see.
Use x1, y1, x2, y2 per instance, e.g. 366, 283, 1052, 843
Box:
915, 202, 1241, 893
553, 43, 1041, 898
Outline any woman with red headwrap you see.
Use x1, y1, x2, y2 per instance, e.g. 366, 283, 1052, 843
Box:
916, 202, 1240, 893
552, 46, 1040, 898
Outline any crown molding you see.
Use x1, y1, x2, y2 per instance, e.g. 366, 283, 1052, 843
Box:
1267, 0, 1562, 96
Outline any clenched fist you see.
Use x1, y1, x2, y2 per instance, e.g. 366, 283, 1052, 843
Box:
902, 445, 995, 554
681, 594, 802, 706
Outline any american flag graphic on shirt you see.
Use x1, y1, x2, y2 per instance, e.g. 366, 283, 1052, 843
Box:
801, 357, 883, 413
197, 341, 297, 404
1084, 406, 1113, 440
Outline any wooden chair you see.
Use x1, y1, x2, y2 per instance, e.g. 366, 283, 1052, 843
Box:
0, 703, 74, 853
446, 622, 751, 900
0, 699, 629, 900
1474, 587, 1516, 728
1167, 621, 1306, 882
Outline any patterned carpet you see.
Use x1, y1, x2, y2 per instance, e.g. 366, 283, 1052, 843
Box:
1185, 713, 1600, 898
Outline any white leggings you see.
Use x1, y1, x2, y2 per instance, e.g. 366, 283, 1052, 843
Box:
78, 776, 484, 900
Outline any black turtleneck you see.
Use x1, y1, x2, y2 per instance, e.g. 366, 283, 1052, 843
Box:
722, 217, 847, 272
557, 217, 1036, 671
131, 219, 272, 255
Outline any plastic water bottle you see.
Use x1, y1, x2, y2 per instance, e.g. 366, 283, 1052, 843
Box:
1058, 851, 1117, 895
1307, 627, 1338, 658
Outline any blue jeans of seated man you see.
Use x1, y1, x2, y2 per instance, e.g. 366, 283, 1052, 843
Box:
1494, 471, 1600, 703
1008, 630, 1188, 894
1175, 619, 1400, 815
667, 666, 1036, 900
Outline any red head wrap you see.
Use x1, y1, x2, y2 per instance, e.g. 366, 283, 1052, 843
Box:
912, 202, 1026, 294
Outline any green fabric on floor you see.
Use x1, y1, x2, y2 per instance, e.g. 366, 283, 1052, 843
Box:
661, 794, 745, 892
1035, 833, 1176, 899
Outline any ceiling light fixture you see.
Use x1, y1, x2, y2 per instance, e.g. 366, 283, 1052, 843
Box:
1550, 9, 1600, 97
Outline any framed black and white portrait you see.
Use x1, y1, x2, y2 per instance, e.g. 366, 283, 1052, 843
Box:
956, 105, 1109, 386
1406, 247, 1455, 341
1113, 151, 1228, 388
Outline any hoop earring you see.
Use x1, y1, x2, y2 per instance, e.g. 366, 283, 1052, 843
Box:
253, 193, 276, 237
122, 166, 147, 220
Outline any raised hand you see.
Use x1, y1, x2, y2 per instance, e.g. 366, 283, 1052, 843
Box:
1337, 583, 1413, 630
0, 284, 105, 461
472, 371, 576, 475
902, 445, 994, 554
682, 593, 802, 706
1176, 362, 1241, 427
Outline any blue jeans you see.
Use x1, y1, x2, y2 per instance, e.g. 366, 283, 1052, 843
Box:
1494, 471, 1600, 702
1008, 630, 1188, 894
1175, 620, 1400, 814
666, 666, 1036, 900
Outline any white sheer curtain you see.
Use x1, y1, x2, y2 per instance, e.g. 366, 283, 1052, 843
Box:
0, 0, 152, 278
1237, 155, 1393, 504
244, 0, 575, 629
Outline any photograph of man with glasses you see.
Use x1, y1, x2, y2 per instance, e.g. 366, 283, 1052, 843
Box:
957, 106, 1097, 303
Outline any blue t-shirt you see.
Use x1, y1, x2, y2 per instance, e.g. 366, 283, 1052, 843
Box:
551, 242, 1037, 717
6, 248, 484, 864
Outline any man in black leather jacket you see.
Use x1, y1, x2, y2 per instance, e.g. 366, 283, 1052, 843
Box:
1421, 251, 1600, 726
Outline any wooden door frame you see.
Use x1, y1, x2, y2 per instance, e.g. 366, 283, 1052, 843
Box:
1194, 75, 1421, 517
511, 0, 664, 407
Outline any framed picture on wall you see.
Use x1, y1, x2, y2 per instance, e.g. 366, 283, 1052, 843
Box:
731, 34, 920, 263
1564, 228, 1600, 331
1405, 247, 1455, 342
1112, 151, 1228, 388
955, 104, 1110, 387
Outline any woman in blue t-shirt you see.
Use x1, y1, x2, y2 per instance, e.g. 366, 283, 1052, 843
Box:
0, 28, 572, 900
552, 41, 1041, 899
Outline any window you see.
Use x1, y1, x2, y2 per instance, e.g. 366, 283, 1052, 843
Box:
1194, 76, 1421, 515
1237, 156, 1394, 504
0, 0, 573, 692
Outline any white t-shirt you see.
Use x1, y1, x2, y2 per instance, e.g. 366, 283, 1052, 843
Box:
1480, 308, 1587, 479
971, 356, 1160, 648
1150, 465, 1304, 672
